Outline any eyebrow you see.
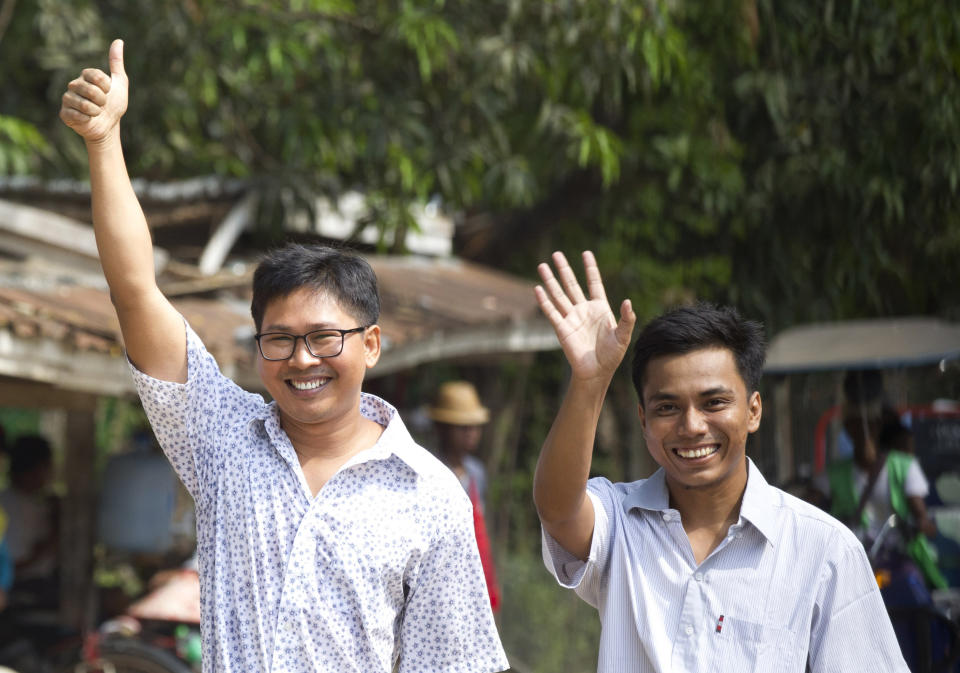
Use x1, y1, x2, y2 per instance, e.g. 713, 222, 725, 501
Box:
260, 322, 341, 333
646, 386, 736, 403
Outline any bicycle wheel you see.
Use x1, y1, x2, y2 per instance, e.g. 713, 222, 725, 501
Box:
70, 638, 193, 673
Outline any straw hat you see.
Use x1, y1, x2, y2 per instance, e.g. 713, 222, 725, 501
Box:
427, 381, 490, 426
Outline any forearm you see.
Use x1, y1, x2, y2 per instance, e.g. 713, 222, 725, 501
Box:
86, 127, 157, 309
534, 375, 608, 525
86, 127, 186, 380
908, 496, 937, 538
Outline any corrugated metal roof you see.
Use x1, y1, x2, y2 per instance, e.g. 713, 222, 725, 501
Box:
0, 254, 556, 396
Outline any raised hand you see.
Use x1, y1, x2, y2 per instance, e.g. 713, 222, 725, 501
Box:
59, 39, 128, 144
535, 251, 636, 382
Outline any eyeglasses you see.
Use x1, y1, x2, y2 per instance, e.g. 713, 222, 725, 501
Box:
254, 326, 368, 361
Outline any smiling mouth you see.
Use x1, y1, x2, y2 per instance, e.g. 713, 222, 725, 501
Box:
673, 445, 719, 459
287, 376, 331, 391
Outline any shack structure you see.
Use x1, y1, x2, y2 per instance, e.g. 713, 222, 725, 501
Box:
0, 185, 556, 630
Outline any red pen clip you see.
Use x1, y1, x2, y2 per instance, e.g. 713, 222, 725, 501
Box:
715, 615, 724, 634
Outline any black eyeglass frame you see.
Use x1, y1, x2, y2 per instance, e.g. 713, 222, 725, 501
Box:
253, 325, 369, 361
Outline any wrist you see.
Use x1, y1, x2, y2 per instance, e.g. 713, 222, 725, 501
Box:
85, 126, 122, 154
569, 371, 615, 392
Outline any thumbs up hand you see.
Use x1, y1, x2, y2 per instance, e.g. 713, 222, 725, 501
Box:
60, 39, 129, 144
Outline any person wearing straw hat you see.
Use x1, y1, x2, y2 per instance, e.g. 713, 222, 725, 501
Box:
429, 381, 501, 612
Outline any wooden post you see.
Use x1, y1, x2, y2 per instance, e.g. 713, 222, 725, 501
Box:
60, 405, 99, 632
774, 376, 794, 485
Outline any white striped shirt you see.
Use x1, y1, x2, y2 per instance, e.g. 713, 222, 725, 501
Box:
542, 459, 909, 672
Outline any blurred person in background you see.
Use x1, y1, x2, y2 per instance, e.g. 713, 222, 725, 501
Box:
0, 434, 59, 609
428, 381, 501, 612
816, 370, 945, 589
0, 426, 10, 613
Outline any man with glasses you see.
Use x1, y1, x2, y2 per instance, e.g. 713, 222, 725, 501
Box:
59, 40, 508, 673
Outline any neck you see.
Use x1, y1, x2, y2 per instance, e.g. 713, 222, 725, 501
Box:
281, 408, 381, 462
667, 459, 748, 531
853, 439, 879, 471
440, 447, 466, 470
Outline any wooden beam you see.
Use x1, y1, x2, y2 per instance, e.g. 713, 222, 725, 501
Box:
0, 378, 99, 410
0, 330, 135, 397
0, 198, 169, 274
59, 409, 99, 632
371, 321, 559, 378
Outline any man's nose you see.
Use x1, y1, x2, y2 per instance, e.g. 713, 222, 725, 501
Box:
677, 407, 708, 436
288, 336, 321, 366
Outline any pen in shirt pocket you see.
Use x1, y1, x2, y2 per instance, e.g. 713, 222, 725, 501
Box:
715, 615, 724, 634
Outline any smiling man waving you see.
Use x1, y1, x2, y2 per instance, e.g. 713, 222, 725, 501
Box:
59, 40, 507, 673
532, 251, 907, 673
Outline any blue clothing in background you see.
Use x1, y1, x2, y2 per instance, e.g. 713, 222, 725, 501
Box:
0, 538, 12, 592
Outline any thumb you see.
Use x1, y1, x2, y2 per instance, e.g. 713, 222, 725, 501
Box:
109, 39, 126, 78
615, 298, 636, 345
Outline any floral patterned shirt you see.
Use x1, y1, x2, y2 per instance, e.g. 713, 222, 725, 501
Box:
131, 321, 508, 673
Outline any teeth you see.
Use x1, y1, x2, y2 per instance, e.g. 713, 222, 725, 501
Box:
291, 378, 328, 391
676, 446, 718, 459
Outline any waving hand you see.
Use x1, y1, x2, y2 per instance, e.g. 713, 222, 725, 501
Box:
535, 251, 636, 383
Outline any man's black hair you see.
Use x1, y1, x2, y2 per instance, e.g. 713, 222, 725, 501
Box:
251, 244, 381, 331
631, 302, 766, 404
8, 434, 53, 476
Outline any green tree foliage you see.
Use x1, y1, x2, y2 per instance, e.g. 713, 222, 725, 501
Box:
5, 3, 960, 668
2, 1, 958, 321
724, 1, 960, 328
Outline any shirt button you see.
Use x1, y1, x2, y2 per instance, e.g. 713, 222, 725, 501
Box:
694, 572, 704, 582
663, 513, 673, 522
684, 625, 694, 635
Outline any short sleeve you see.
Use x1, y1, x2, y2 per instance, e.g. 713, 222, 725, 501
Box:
808, 533, 910, 671
129, 318, 261, 504
540, 481, 613, 608
904, 458, 930, 498
397, 493, 508, 673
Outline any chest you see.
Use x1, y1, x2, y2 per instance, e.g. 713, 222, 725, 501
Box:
603, 515, 817, 673
201, 449, 429, 570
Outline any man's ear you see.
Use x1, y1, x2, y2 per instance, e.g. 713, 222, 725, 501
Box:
363, 325, 381, 368
637, 402, 647, 430
747, 391, 762, 433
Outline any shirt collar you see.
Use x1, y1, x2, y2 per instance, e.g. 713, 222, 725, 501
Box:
621, 468, 671, 513
737, 458, 778, 545
621, 457, 778, 545
254, 392, 437, 477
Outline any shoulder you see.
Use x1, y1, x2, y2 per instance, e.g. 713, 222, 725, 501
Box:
586, 474, 663, 516
585, 475, 621, 502
463, 454, 486, 477
768, 485, 863, 551
393, 439, 470, 505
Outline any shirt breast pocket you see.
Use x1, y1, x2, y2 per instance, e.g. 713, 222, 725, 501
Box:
716, 616, 800, 673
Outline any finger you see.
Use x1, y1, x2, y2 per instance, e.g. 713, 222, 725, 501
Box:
533, 285, 566, 333
68, 77, 108, 107
537, 261, 574, 315
581, 251, 609, 304
59, 106, 93, 127
109, 39, 126, 79
615, 299, 637, 345
80, 68, 111, 94
552, 251, 588, 304
61, 90, 103, 118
